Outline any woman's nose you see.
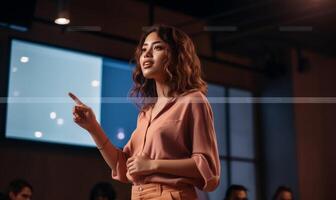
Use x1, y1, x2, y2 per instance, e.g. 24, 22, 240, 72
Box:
144, 48, 153, 57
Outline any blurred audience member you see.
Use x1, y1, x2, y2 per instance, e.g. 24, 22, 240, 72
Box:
272, 186, 294, 200
224, 184, 248, 200
89, 181, 116, 200
5, 179, 33, 200
0, 192, 7, 200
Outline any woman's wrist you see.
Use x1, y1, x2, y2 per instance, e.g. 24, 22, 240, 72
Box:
86, 121, 111, 150
87, 120, 100, 134
97, 137, 110, 150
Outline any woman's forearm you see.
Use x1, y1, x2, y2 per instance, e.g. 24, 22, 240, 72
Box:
88, 122, 120, 170
154, 158, 201, 179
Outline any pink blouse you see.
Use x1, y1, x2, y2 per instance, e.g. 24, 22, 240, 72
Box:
111, 89, 220, 192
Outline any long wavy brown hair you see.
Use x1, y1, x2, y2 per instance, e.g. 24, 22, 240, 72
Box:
130, 24, 207, 111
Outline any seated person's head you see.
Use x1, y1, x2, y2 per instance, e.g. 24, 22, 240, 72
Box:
0, 192, 7, 200
89, 182, 116, 200
6, 179, 33, 200
225, 184, 248, 200
273, 186, 294, 200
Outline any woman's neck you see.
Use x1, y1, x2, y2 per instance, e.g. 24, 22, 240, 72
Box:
155, 80, 171, 98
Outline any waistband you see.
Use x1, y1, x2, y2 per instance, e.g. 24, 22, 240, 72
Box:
131, 183, 195, 199
132, 183, 187, 192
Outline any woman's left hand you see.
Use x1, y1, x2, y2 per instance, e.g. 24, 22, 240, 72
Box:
126, 155, 157, 176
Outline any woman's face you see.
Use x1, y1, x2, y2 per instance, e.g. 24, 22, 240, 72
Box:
139, 32, 169, 82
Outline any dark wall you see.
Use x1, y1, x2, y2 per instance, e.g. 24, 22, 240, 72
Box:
291, 49, 336, 200
260, 58, 299, 200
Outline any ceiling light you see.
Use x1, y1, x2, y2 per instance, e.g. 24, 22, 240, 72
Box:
55, 0, 70, 25
55, 17, 70, 25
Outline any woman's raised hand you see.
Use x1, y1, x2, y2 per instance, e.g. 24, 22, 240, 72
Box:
69, 92, 98, 133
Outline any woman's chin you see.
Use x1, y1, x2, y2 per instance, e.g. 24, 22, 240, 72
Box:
142, 72, 156, 80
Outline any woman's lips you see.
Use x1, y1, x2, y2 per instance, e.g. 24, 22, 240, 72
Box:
143, 61, 153, 68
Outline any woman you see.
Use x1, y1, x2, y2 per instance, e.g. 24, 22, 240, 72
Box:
69, 24, 220, 199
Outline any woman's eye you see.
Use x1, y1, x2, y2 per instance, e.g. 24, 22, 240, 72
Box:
141, 48, 146, 52
154, 46, 163, 50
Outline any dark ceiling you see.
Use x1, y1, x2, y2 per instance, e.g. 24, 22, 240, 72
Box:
142, 0, 336, 75
141, 0, 264, 18
2, 0, 335, 76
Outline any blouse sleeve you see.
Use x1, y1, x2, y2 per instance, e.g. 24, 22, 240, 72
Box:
111, 112, 141, 183
189, 95, 221, 192
110, 140, 131, 183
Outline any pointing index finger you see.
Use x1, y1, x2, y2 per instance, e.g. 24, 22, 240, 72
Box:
68, 92, 84, 105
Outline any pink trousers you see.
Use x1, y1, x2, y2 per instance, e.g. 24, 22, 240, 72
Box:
131, 183, 198, 200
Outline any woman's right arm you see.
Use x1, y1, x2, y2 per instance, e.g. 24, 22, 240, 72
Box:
69, 92, 131, 183
69, 92, 119, 171
87, 122, 119, 169
90, 124, 133, 183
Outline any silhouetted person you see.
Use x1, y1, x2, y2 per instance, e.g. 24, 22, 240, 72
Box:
272, 186, 294, 200
0, 192, 7, 200
224, 184, 248, 200
89, 182, 116, 200
5, 179, 33, 200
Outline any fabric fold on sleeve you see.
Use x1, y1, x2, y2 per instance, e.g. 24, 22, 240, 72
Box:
111, 149, 129, 183
192, 154, 220, 192
189, 93, 221, 192
111, 140, 132, 183
111, 113, 141, 183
